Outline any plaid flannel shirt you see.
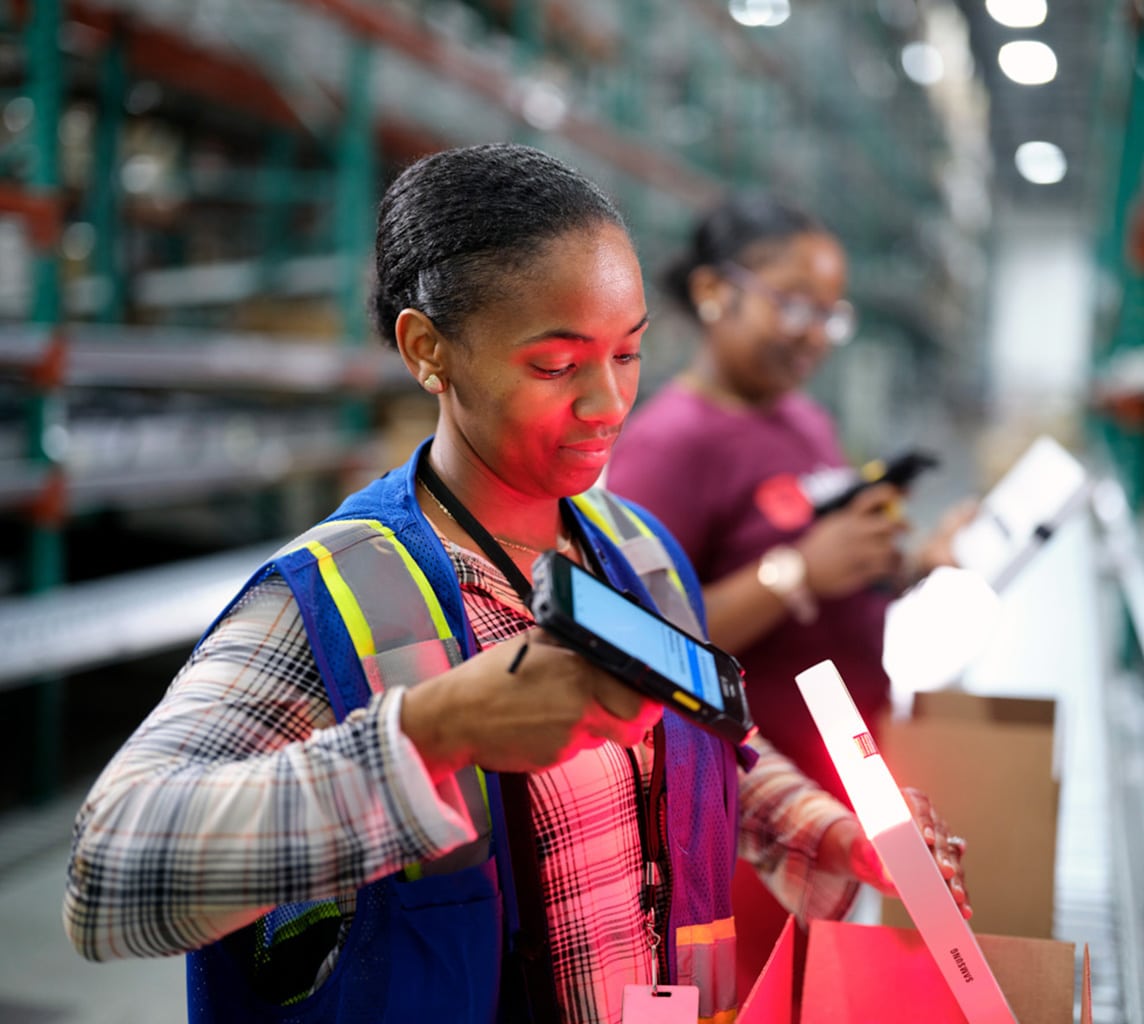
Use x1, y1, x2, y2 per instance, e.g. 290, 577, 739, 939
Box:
64, 539, 855, 1022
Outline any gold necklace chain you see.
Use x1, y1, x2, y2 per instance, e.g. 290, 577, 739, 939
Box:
418, 479, 573, 556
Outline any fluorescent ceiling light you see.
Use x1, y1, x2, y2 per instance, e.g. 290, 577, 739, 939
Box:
998, 40, 1058, 84
985, 0, 1047, 28
728, 0, 791, 28
901, 41, 945, 86
1014, 140, 1067, 184
520, 80, 568, 131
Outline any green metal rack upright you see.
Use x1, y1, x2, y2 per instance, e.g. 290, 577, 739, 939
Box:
24, 0, 66, 801
1094, 21, 1144, 513
1090, 6, 1144, 671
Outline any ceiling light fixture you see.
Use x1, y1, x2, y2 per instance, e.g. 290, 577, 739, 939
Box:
728, 0, 791, 28
985, 0, 1047, 29
901, 41, 945, 86
998, 40, 1058, 84
1014, 140, 1067, 184
519, 80, 568, 131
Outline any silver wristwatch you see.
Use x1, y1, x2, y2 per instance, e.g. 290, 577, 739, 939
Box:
757, 545, 819, 624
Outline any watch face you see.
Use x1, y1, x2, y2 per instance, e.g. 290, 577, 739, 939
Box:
759, 546, 806, 594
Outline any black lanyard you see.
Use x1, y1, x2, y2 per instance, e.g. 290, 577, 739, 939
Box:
417, 448, 667, 1005
417, 452, 560, 1022
417, 449, 609, 603
626, 718, 668, 985
417, 455, 537, 601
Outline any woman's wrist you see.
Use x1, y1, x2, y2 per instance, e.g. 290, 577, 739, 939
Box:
819, 814, 892, 892
398, 673, 474, 782
756, 545, 819, 623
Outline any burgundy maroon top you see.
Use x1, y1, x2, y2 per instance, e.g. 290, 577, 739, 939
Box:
607, 381, 891, 801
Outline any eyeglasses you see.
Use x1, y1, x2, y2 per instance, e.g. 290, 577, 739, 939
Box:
719, 262, 857, 346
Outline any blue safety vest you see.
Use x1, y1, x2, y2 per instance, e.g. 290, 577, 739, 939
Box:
186, 439, 740, 1023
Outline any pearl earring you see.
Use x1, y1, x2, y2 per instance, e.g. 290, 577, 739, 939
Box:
422, 373, 445, 394
697, 299, 723, 324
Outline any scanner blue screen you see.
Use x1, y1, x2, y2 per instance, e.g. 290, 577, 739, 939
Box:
569, 568, 724, 711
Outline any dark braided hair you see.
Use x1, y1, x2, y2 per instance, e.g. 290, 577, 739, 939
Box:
662, 192, 825, 319
372, 143, 627, 347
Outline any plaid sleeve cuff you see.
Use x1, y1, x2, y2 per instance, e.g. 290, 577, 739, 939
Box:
783, 796, 862, 922
738, 737, 861, 924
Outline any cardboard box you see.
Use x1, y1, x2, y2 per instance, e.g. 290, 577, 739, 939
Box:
739, 915, 1090, 1023
877, 690, 1060, 939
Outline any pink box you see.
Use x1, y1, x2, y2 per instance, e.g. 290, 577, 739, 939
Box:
739, 915, 1091, 1024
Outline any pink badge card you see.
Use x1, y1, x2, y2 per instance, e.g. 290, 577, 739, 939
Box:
621, 984, 700, 1024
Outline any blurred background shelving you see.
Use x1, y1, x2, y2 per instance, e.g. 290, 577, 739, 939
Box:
1, 0, 1143, 1020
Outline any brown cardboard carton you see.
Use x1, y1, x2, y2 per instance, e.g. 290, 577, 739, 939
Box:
739, 915, 1090, 1023
877, 690, 1059, 938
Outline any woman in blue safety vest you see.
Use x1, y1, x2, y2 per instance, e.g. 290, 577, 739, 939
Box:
63, 143, 970, 1024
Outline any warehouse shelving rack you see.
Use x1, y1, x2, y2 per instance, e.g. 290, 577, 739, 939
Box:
0, 0, 421, 800
0, 0, 995, 803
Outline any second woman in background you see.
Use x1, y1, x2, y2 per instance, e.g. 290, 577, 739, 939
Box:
607, 192, 973, 803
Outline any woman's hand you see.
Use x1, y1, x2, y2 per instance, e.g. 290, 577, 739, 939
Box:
800, 483, 910, 599
903, 786, 972, 918
910, 497, 980, 580
400, 627, 663, 780
818, 787, 972, 920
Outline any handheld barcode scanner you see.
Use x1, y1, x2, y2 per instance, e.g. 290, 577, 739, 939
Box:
813, 449, 941, 518
530, 550, 756, 746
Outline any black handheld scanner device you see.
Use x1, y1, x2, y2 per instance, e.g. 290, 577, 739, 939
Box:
813, 449, 940, 518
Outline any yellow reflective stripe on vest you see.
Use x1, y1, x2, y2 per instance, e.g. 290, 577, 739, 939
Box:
571, 491, 688, 600
570, 491, 618, 540
703, 1010, 738, 1024
618, 502, 687, 599
303, 519, 452, 660
403, 767, 492, 883
307, 539, 377, 658
358, 520, 452, 641
300, 519, 490, 882
675, 916, 736, 947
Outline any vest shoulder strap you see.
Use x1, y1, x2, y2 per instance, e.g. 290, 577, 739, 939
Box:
571, 489, 704, 637
278, 516, 490, 881
278, 517, 462, 693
